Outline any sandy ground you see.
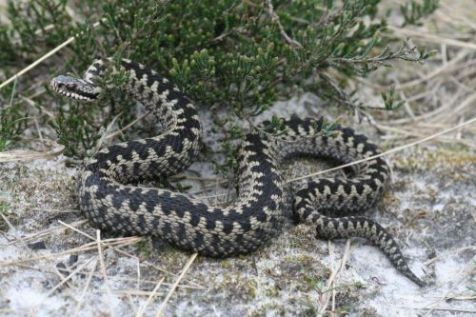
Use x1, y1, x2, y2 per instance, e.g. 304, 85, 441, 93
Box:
0, 1, 475, 316
0, 102, 474, 316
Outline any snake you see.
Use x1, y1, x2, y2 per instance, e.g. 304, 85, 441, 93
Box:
50, 57, 424, 287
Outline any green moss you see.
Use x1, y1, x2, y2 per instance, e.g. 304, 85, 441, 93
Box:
247, 303, 286, 317
243, 278, 258, 300
264, 285, 280, 298
0, 201, 9, 231
214, 271, 258, 301
136, 239, 154, 258
393, 147, 476, 173
220, 258, 234, 269
302, 274, 325, 292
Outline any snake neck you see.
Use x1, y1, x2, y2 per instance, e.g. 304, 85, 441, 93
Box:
83, 58, 202, 183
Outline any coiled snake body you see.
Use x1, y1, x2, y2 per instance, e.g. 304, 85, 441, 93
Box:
51, 58, 424, 286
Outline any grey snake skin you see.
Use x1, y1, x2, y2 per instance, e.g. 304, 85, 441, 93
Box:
51, 58, 424, 286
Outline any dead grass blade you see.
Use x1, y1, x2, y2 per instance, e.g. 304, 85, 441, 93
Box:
0, 146, 65, 163
136, 277, 166, 317
155, 253, 198, 317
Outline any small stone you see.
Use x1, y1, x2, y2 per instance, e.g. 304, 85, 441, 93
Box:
27, 241, 47, 250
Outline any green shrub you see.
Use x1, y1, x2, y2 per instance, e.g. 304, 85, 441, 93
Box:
0, 0, 437, 170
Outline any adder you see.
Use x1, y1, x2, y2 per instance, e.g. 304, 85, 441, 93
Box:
51, 57, 424, 286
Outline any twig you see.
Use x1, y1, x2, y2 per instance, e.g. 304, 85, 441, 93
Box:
437, 3, 476, 31
97, 230, 114, 316
143, 262, 203, 289
0, 37, 74, 90
136, 277, 166, 317
388, 26, 476, 50
0, 237, 141, 266
73, 258, 98, 317
435, 92, 476, 122
392, 49, 470, 91
155, 253, 198, 317
412, 307, 476, 314
376, 123, 476, 149
54, 226, 202, 291
266, 0, 303, 48
57, 220, 151, 291
0, 146, 65, 163
393, 78, 415, 119
385, 89, 464, 125
97, 230, 109, 281
317, 240, 352, 316
46, 256, 96, 297
0, 212, 16, 232
105, 110, 153, 140
116, 290, 167, 297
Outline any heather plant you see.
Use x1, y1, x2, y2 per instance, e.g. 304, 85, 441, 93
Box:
0, 0, 437, 171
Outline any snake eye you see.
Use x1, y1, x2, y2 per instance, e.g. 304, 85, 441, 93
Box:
66, 83, 77, 90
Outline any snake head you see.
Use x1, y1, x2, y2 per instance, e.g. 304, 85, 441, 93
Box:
50, 75, 100, 102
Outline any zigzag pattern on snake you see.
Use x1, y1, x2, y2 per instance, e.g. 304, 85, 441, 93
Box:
50, 58, 424, 286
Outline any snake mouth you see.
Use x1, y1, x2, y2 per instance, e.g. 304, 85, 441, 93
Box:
50, 75, 100, 102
